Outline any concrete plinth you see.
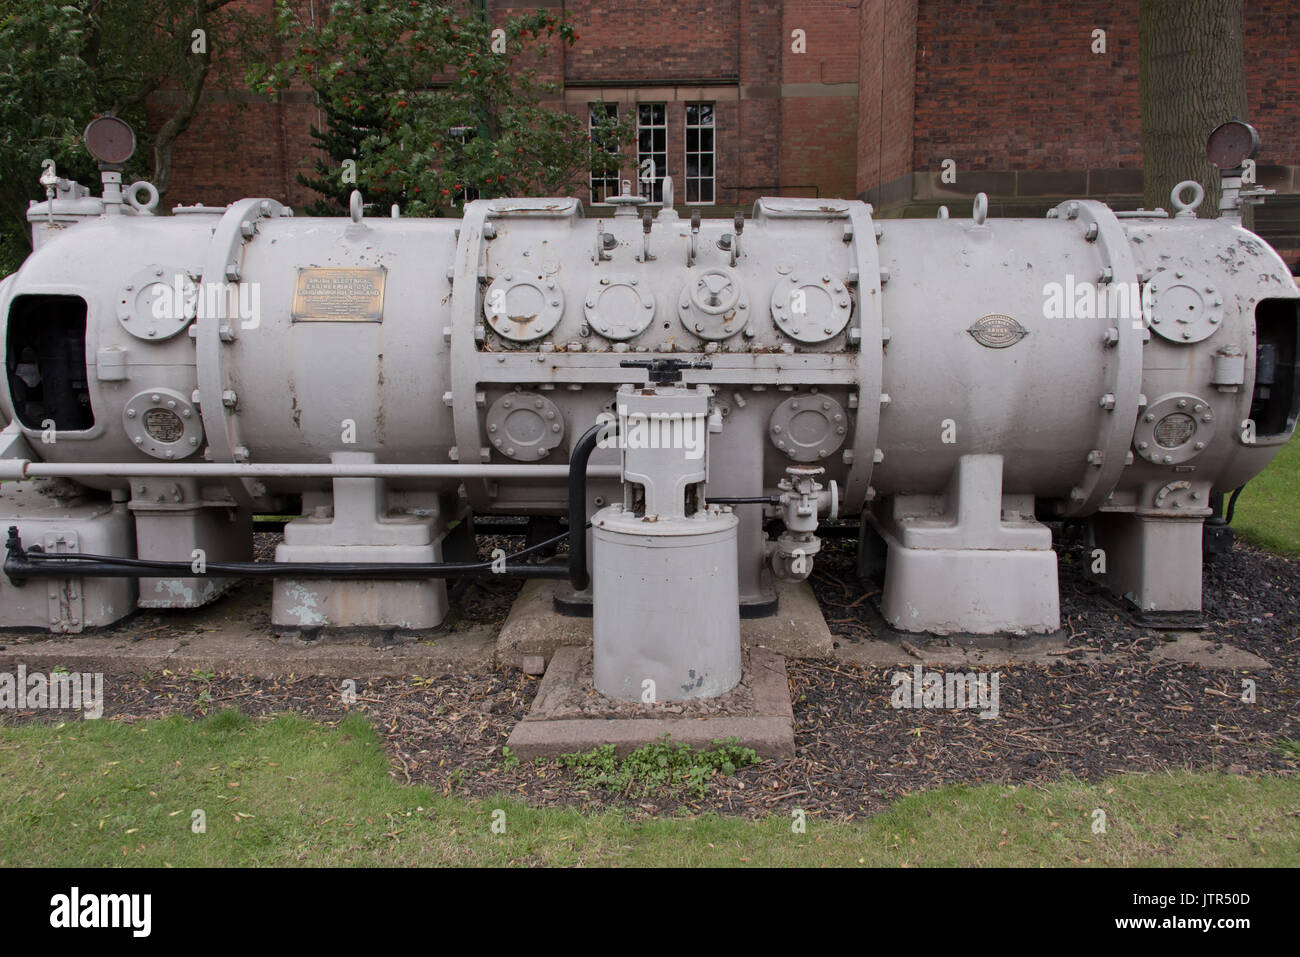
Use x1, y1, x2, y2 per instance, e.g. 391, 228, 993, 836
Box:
505, 645, 795, 760
495, 577, 834, 669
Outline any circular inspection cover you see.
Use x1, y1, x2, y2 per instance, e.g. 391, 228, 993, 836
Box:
83, 115, 136, 165
1144, 268, 1224, 344
117, 266, 197, 341
484, 273, 565, 342
485, 391, 566, 460
678, 268, 749, 340
1133, 393, 1216, 466
584, 274, 656, 340
123, 388, 203, 460
768, 393, 849, 462
771, 274, 853, 344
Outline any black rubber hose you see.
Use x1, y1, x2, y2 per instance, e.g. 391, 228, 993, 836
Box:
1224, 485, 1246, 525
4, 526, 572, 583
709, 495, 780, 505
8, 423, 611, 589
567, 422, 607, 592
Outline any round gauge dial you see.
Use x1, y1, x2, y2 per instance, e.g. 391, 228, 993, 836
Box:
1206, 120, 1259, 170
83, 116, 136, 165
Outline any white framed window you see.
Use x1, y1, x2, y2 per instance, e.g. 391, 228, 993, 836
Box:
636, 103, 667, 203
684, 102, 714, 204
589, 103, 620, 204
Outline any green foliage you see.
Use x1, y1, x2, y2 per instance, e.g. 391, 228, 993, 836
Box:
558, 736, 760, 798
248, 1, 631, 216
1230, 436, 1300, 554
499, 745, 520, 772
0, 2, 111, 273
0, 0, 267, 274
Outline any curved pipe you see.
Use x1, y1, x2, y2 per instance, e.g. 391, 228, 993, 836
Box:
1225, 484, 1246, 525
567, 422, 607, 592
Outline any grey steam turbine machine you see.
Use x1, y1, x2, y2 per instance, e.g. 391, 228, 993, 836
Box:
2, 117, 1295, 700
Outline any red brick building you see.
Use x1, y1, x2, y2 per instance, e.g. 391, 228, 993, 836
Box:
158, 0, 1299, 264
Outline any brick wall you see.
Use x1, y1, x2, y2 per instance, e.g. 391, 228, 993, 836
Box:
893, 0, 1297, 182
856, 0, 916, 197
909, 2, 1139, 174
565, 1, 740, 82
781, 0, 860, 200
152, 0, 1298, 245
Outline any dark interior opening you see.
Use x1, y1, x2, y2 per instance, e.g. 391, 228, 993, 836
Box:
1249, 298, 1300, 438
5, 294, 94, 431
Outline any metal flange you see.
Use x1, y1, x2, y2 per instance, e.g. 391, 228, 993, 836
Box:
123, 387, 203, 460
484, 272, 565, 342
678, 268, 748, 340
1050, 198, 1145, 517
771, 273, 853, 344
768, 393, 849, 462
195, 197, 286, 507
1134, 393, 1216, 466
117, 265, 196, 341
1145, 267, 1224, 343
584, 273, 655, 340
485, 391, 566, 460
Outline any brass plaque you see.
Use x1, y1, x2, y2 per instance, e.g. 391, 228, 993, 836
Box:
967, 314, 1028, 349
292, 267, 386, 321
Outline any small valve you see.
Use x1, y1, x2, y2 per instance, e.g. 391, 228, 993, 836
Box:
770, 465, 838, 582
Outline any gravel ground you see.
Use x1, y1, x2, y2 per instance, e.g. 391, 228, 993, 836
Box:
2, 527, 1294, 820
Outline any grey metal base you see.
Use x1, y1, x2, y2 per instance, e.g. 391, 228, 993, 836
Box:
270, 452, 450, 633
551, 585, 778, 619
1090, 511, 1206, 616
0, 485, 136, 633
867, 455, 1061, 636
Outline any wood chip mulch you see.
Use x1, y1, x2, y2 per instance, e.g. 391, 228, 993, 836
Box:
1, 531, 1296, 820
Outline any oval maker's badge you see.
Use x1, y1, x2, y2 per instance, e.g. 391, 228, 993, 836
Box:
968, 314, 1028, 349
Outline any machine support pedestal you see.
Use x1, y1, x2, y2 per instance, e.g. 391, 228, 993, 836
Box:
1090, 511, 1206, 625
868, 454, 1060, 635
271, 452, 448, 636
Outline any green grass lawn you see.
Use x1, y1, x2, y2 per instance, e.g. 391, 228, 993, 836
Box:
1231, 436, 1300, 554
1, 710, 1295, 867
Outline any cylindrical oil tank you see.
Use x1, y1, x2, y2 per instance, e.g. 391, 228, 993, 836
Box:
591, 503, 741, 701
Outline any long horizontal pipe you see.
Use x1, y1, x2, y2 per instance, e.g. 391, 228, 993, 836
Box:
3, 526, 575, 583
4, 554, 571, 581
7, 461, 622, 480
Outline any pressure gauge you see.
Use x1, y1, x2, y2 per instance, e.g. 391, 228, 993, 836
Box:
1206, 120, 1259, 170
83, 115, 136, 166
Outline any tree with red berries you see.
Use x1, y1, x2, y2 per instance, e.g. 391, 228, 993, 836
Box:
249, 1, 630, 216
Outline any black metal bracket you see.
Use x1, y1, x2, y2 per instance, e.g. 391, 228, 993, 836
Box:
618, 357, 713, 385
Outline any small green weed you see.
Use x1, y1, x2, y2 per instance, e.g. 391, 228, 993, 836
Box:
559, 735, 759, 798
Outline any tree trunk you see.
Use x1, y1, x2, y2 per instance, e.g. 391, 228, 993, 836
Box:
151, 3, 214, 199
1139, 0, 1247, 217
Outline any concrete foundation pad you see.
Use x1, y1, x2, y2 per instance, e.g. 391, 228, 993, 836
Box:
1149, 631, 1271, 670
833, 638, 1097, 669
506, 645, 795, 760
0, 628, 497, 680
496, 578, 833, 669
831, 632, 1270, 671
0, 585, 497, 679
